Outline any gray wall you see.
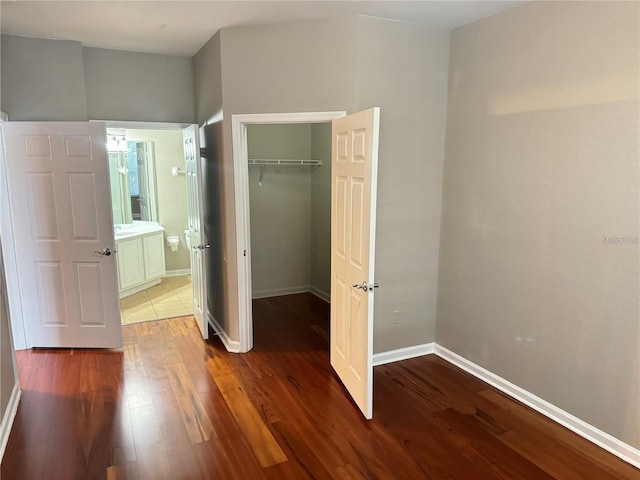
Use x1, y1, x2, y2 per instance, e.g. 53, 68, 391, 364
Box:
209, 16, 449, 349
83, 47, 195, 123
437, 1, 639, 448
1, 34, 87, 121
208, 17, 359, 340
0, 34, 195, 123
354, 16, 450, 352
310, 123, 332, 298
247, 124, 312, 297
193, 31, 227, 330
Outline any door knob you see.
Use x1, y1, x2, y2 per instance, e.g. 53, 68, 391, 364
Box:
352, 281, 368, 291
352, 281, 379, 291
92, 247, 116, 256
193, 244, 211, 250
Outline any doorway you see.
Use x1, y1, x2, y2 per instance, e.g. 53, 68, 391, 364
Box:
106, 126, 193, 325
231, 111, 346, 352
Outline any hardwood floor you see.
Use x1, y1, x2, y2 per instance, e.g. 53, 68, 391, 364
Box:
2, 293, 638, 479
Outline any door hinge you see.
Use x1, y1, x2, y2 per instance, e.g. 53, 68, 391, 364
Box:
243, 249, 247, 257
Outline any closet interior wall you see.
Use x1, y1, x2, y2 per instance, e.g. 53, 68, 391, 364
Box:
247, 123, 331, 301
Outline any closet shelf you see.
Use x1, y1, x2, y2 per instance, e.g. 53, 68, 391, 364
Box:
248, 158, 323, 167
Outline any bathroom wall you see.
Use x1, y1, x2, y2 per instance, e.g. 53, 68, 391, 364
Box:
125, 129, 190, 273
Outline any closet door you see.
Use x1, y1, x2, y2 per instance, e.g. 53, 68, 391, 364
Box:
330, 107, 380, 419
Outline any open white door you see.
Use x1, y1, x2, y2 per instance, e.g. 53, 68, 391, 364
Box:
183, 125, 208, 340
2, 122, 121, 348
330, 107, 380, 419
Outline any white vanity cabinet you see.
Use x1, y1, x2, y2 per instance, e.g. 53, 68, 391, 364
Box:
116, 229, 166, 298
116, 237, 145, 291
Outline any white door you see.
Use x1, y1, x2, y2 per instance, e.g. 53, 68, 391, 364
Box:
2, 122, 122, 348
330, 107, 380, 419
183, 125, 208, 340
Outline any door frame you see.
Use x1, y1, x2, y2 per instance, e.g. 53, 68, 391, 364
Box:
232, 111, 346, 353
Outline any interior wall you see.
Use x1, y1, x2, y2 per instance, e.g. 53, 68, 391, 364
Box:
124, 129, 190, 272
310, 123, 332, 299
211, 16, 449, 349
193, 31, 227, 329
247, 124, 312, 297
0, 34, 195, 123
83, 47, 195, 123
213, 17, 359, 340
354, 16, 450, 352
437, 1, 639, 448
1, 34, 88, 121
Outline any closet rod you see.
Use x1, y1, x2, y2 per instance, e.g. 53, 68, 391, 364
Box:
248, 158, 323, 167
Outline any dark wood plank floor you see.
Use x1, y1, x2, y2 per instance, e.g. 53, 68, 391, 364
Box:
2, 293, 638, 479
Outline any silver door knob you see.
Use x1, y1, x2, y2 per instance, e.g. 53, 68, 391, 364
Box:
92, 247, 116, 256
193, 243, 211, 250
352, 281, 379, 291
352, 281, 368, 290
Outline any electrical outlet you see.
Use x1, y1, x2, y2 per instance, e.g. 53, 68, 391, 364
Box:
392, 309, 401, 325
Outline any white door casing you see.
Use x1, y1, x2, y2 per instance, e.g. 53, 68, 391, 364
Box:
231, 111, 347, 353
330, 107, 380, 419
136, 142, 149, 221
183, 125, 208, 340
2, 122, 122, 348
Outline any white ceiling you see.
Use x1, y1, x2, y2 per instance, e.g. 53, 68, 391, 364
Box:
0, 1, 524, 57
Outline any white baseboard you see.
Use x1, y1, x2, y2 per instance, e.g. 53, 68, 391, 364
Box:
433, 344, 640, 469
164, 269, 191, 277
207, 312, 240, 353
309, 286, 330, 303
252, 285, 311, 300
372, 343, 435, 366
0, 382, 20, 462
119, 278, 161, 299
371, 342, 640, 468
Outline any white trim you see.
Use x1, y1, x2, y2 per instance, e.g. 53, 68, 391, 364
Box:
118, 278, 161, 299
0, 127, 27, 350
94, 120, 190, 130
372, 343, 435, 366
232, 111, 347, 354
208, 312, 241, 353
0, 382, 21, 462
164, 269, 191, 277
434, 344, 640, 469
252, 285, 311, 300
309, 286, 330, 303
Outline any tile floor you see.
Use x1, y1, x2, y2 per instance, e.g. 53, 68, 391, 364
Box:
120, 275, 192, 325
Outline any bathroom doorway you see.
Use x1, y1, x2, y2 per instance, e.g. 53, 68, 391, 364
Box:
107, 127, 193, 324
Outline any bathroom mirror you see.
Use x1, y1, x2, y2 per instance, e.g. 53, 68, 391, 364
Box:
107, 130, 159, 225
